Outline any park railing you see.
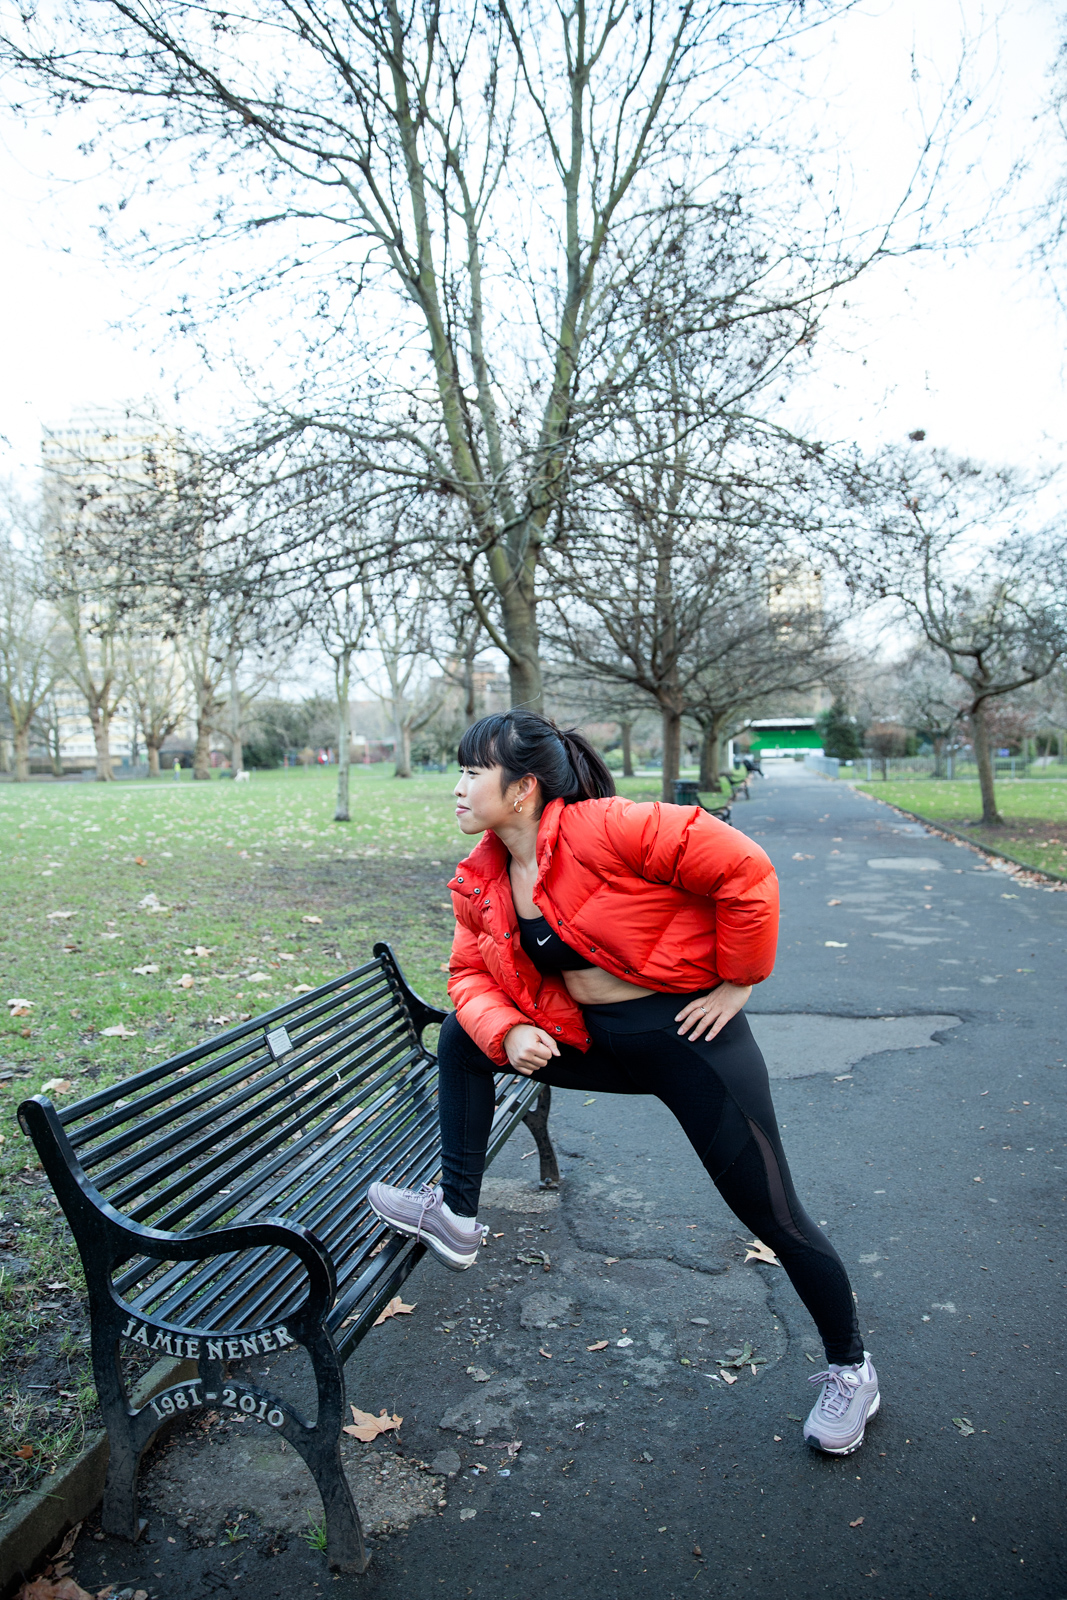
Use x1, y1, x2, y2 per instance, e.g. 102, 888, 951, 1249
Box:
828, 755, 1067, 782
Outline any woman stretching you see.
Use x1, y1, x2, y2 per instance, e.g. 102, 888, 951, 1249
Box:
369, 711, 880, 1456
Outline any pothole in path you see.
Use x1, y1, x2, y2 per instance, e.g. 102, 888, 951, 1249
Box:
747, 1013, 961, 1079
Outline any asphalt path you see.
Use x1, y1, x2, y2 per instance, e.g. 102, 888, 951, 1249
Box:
68, 765, 1066, 1600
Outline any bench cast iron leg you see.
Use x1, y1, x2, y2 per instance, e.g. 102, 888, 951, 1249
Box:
296, 1332, 368, 1574
521, 1084, 560, 1189
95, 1338, 146, 1541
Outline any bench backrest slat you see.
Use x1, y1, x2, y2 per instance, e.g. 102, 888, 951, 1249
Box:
58, 961, 389, 1127
73, 973, 399, 1166
100, 1014, 413, 1213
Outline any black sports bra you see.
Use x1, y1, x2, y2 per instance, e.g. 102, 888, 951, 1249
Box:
516, 913, 595, 974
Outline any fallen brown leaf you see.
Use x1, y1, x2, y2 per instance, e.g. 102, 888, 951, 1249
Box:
719, 1370, 738, 1385
16, 1580, 94, 1600
54, 1523, 82, 1561
744, 1239, 780, 1265
301, 915, 323, 924
850, 1517, 864, 1528
504, 1439, 522, 1457
372, 1296, 416, 1327
343, 1406, 403, 1442
15, 1443, 33, 1458
586, 1340, 609, 1352
40, 1079, 72, 1095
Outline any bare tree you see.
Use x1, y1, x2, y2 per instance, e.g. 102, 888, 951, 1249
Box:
311, 577, 369, 822
0, 529, 66, 782
32, 686, 75, 778
123, 632, 187, 777
894, 647, 964, 777
683, 579, 845, 788
843, 449, 1067, 824
5, 0, 965, 707
49, 553, 126, 781
366, 581, 447, 780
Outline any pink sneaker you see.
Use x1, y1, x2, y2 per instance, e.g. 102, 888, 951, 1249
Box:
367, 1181, 484, 1270
803, 1354, 880, 1455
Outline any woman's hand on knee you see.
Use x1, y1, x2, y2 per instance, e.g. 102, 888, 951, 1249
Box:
676, 982, 752, 1042
503, 1024, 561, 1076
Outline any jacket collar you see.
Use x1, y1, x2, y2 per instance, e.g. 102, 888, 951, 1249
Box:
448, 796, 567, 897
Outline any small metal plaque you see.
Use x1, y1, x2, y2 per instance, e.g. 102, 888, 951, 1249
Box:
265, 1025, 294, 1061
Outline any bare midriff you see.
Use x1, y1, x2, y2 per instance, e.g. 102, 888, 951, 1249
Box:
561, 968, 657, 1006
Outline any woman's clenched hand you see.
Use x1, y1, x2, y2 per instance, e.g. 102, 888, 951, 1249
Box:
502, 1023, 561, 1076
675, 982, 752, 1042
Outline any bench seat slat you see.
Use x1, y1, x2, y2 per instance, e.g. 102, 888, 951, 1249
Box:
120, 1077, 534, 1336
128, 1093, 443, 1329
115, 1060, 439, 1317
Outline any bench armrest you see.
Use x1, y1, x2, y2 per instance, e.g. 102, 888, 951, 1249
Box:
19, 1095, 337, 1330
151, 1217, 338, 1330
374, 940, 448, 1042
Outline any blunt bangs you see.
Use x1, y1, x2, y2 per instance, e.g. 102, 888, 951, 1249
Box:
457, 718, 505, 771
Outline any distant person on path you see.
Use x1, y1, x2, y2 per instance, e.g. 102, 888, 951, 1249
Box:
172, 757, 181, 780
369, 711, 879, 1456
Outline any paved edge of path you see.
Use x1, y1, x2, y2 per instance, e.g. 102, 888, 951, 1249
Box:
835, 782, 1067, 888
0, 1357, 198, 1598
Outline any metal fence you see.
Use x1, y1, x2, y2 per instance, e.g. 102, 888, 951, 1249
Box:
824, 755, 1067, 782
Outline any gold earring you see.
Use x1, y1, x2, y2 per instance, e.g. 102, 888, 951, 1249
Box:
513, 800, 523, 813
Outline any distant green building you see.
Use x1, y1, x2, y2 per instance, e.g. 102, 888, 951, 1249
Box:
746, 718, 822, 757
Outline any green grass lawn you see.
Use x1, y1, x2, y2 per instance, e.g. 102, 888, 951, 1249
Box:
852, 777, 1067, 876
0, 761, 674, 1507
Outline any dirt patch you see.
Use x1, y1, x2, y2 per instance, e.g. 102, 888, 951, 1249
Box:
140, 1411, 446, 1541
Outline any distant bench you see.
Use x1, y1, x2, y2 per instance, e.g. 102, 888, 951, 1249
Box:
18, 944, 558, 1574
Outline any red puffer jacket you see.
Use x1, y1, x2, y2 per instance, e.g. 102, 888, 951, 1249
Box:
447, 795, 779, 1064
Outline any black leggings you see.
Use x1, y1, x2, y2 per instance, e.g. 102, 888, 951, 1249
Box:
437, 993, 863, 1365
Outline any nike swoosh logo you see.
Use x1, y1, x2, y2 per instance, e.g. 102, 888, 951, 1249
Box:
536, 936, 551, 946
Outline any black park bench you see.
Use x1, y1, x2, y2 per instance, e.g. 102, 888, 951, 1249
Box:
672, 778, 732, 823
17, 943, 559, 1575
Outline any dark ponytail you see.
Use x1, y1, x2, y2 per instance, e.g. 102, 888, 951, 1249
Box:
457, 711, 615, 804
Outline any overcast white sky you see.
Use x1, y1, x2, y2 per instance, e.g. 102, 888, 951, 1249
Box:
0, 0, 1062, 487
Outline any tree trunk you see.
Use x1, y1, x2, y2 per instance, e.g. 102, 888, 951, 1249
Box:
228, 657, 244, 775
334, 653, 352, 822
146, 741, 161, 778
620, 720, 634, 778
14, 725, 30, 783
492, 535, 543, 712
463, 644, 478, 727
661, 707, 682, 803
507, 649, 542, 713
971, 702, 1003, 825
699, 726, 718, 791
193, 708, 213, 780
89, 705, 114, 781
395, 722, 413, 779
